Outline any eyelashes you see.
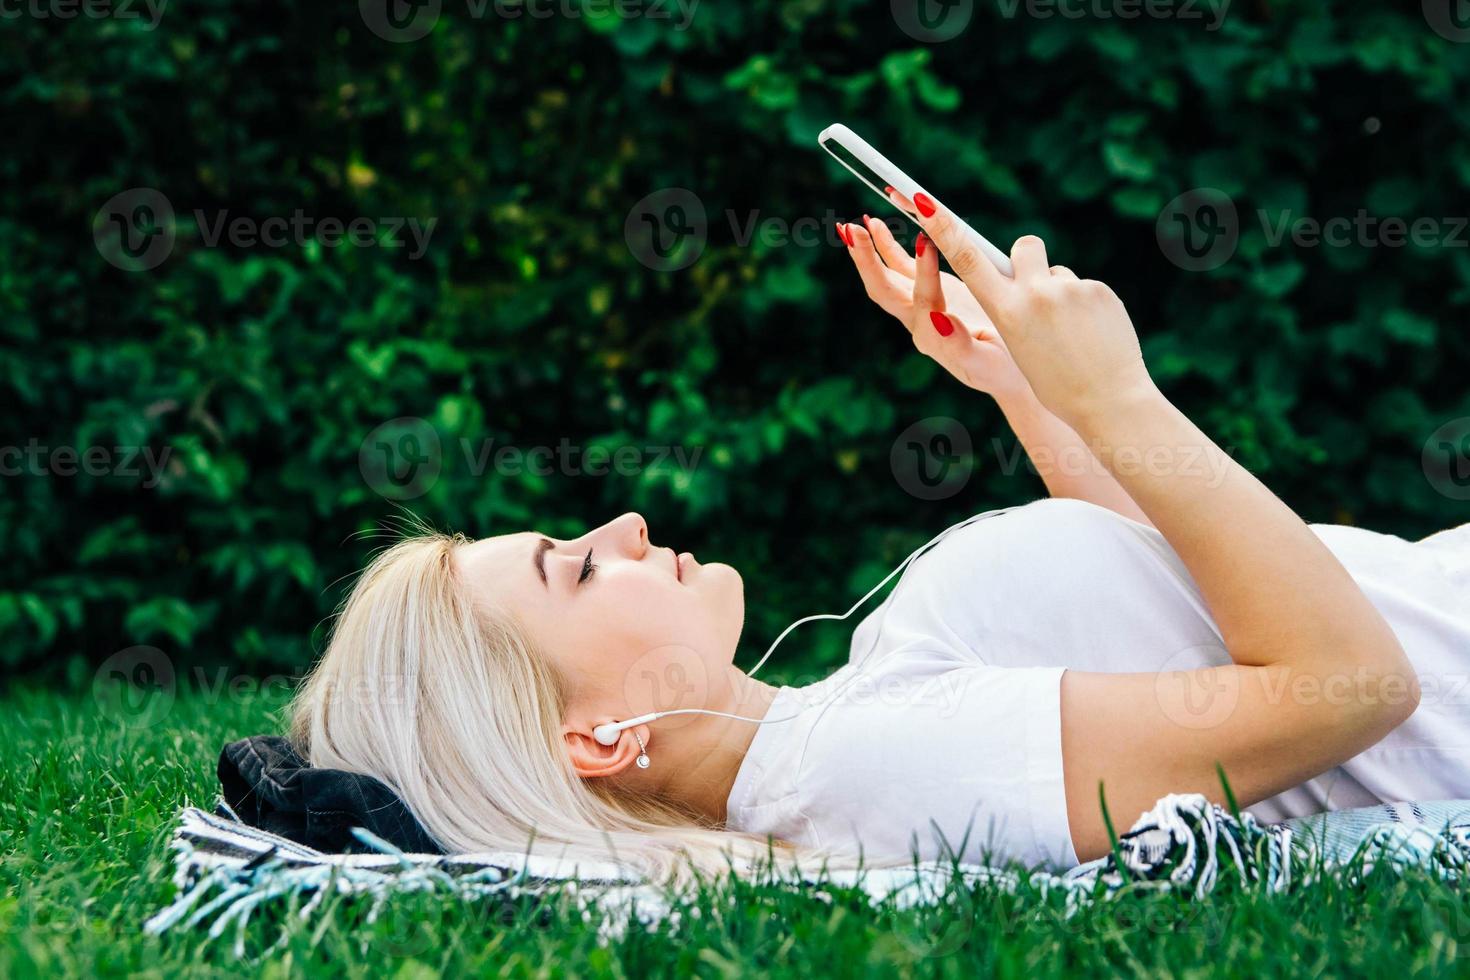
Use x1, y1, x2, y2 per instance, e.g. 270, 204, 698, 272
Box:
578, 548, 597, 585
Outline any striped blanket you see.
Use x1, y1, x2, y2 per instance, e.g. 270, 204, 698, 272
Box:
145, 794, 1470, 955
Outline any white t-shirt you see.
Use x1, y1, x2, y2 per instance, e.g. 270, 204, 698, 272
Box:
724, 497, 1470, 869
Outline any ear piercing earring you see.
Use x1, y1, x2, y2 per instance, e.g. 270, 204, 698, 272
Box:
633, 731, 651, 769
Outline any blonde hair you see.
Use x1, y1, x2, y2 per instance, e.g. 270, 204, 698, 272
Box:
289, 529, 810, 883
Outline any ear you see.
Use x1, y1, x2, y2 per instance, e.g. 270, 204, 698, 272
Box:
563, 724, 648, 779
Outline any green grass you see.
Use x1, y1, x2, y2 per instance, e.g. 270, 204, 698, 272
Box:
4, 685, 1470, 978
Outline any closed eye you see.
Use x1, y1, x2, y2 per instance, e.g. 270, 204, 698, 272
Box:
578, 548, 597, 586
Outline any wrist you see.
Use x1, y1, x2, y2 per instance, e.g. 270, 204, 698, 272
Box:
992, 380, 1044, 421
1064, 379, 1171, 440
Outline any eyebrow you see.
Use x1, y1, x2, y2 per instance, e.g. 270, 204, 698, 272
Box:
533, 538, 553, 588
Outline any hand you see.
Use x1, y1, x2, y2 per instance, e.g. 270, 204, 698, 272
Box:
900, 191, 1157, 429
840, 215, 1031, 402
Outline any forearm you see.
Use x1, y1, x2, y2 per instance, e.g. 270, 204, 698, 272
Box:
995, 386, 1153, 527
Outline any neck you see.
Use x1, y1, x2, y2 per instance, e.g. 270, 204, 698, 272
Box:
632, 666, 779, 825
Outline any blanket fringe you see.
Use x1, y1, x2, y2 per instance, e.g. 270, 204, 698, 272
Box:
143, 794, 1470, 952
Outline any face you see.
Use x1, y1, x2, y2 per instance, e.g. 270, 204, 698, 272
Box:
455, 513, 745, 725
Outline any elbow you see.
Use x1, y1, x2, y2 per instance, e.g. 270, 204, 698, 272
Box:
1362, 642, 1420, 732
1390, 664, 1422, 727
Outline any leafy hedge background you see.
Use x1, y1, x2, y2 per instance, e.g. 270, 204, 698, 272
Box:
2, 0, 1468, 683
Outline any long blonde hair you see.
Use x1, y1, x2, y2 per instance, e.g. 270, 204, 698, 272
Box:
289, 529, 806, 883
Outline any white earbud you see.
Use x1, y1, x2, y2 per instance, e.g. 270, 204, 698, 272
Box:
591, 509, 1014, 749
593, 708, 776, 746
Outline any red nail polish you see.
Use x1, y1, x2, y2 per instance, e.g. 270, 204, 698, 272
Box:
914, 193, 937, 218
930, 311, 954, 337
916, 232, 928, 258
884, 185, 896, 196
836, 223, 849, 247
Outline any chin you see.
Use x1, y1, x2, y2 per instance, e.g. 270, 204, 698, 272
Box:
699, 562, 745, 633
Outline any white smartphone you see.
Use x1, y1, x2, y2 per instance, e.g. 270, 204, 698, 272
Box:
818, 123, 1014, 278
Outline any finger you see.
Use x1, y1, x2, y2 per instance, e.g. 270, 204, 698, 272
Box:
909, 190, 1010, 317
884, 186, 917, 217
1010, 235, 1050, 283
1050, 264, 1078, 280
911, 231, 945, 318
845, 222, 915, 322
915, 303, 986, 374
863, 214, 917, 278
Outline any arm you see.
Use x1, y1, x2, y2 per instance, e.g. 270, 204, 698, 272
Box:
994, 385, 1151, 526
908, 199, 1419, 862
842, 217, 1151, 526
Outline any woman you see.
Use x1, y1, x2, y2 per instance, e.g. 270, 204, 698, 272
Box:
291, 190, 1469, 881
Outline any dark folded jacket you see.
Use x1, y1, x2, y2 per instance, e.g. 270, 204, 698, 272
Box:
218, 735, 443, 855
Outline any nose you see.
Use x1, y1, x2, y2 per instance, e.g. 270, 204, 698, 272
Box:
594, 512, 648, 557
